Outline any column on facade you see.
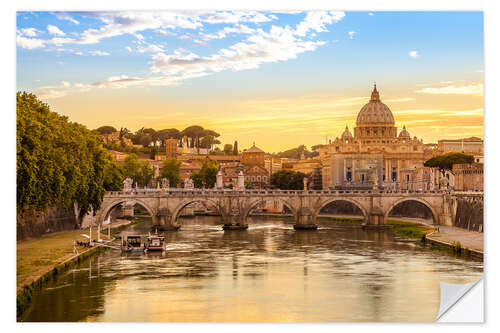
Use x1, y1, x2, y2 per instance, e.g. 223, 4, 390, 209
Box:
386, 159, 390, 185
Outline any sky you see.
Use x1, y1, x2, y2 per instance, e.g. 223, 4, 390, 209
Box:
16, 11, 484, 153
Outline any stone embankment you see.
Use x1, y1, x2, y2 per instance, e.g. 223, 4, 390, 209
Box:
425, 226, 483, 259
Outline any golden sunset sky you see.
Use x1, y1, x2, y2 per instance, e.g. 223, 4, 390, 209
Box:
17, 11, 483, 152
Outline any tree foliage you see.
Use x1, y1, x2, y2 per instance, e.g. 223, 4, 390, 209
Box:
96, 125, 117, 134
102, 156, 123, 191
120, 153, 154, 187
424, 153, 475, 174
273, 145, 318, 159
17, 92, 112, 216
190, 159, 218, 188
270, 170, 307, 190
159, 158, 181, 187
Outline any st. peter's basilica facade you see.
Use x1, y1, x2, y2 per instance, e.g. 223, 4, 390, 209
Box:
319, 85, 431, 190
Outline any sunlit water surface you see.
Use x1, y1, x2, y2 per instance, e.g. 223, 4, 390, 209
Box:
21, 216, 483, 322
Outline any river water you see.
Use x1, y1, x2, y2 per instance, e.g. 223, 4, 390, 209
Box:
21, 216, 483, 322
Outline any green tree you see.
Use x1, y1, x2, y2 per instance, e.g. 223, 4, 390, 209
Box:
424, 153, 475, 175
190, 172, 204, 188
157, 128, 180, 147
190, 159, 218, 188
120, 153, 154, 187
181, 125, 205, 148
103, 157, 123, 191
223, 144, 233, 155
138, 163, 155, 187
96, 125, 117, 134
273, 145, 314, 159
17, 92, 109, 217
270, 170, 307, 190
159, 158, 181, 187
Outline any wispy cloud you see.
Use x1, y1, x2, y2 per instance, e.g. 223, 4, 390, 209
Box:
55, 12, 79, 24
89, 50, 110, 56
415, 83, 483, 96
33, 11, 346, 99
47, 24, 65, 36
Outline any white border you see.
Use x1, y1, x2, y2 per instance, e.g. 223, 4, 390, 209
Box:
3, 0, 499, 331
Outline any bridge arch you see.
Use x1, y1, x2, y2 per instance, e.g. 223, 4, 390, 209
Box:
384, 197, 438, 225
244, 197, 298, 221
97, 198, 156, 225
313, 198, 368, 221
171, 198, 221, 223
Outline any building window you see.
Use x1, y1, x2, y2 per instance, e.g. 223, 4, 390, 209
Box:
336, 146, 340, 152
392, 172, 397, 181
251, 176, 255, 181
413, 146, 417, 151
257, 176, 261, 181
361, 174, 365, 183
263, 176, 267, 181
346, 171, 352, 181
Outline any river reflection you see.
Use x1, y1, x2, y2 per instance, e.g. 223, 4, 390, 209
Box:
21, 216, 483, 322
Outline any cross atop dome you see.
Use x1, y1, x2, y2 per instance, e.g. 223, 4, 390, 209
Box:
370, 83, 380, 101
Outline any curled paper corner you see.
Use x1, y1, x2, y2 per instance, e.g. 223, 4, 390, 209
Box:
436, 278, 484, 322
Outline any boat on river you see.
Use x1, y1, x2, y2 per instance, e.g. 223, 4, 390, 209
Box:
145, 231, 165, 252
121, 233, 145, 252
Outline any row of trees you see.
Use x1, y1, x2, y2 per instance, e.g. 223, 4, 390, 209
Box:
272, 144, 319, 159
17, 92, 122, 217
96, 125, 222, 150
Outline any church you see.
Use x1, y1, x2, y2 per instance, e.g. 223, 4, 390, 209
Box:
319, 85, 427, 190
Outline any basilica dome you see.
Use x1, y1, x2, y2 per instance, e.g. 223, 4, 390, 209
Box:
356, 85, 395, 126
341, 126, 353, 140
398, 125, 410, 138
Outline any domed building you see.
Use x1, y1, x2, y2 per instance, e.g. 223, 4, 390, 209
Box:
319, 85, 427, 190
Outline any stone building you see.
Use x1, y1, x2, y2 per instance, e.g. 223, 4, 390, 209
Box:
292, 156, 322, 176
320, 85, 427, 190
242, 143, 266, 166
435, 137, 483, 163
165, 138, 178, 159
241, 143, 269, 188
453, 163, 484, 191
220, 162, 242, 188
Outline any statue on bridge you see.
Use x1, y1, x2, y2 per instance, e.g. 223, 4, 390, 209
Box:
123, 177, 133, 192
368, 167, 378, 190
184, 178, 194, 189
161, 177, 170, 189
439, 177, 449, 190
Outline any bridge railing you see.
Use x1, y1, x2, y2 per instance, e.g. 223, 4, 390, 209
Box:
104, 188, 482, 197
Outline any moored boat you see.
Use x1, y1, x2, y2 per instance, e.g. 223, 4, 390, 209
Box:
145, 231, 165, 252
121, 234, 145, 252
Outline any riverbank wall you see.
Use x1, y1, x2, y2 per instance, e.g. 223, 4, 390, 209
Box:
425, 231, 483, 260
17, 205, 80, 241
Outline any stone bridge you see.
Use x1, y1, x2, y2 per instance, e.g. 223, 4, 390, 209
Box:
82, 189, 483, 231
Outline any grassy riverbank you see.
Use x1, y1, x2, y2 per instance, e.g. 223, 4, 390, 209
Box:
17, 230, 101, 291
318, 216, 364, 224
386, 219, 435, 240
